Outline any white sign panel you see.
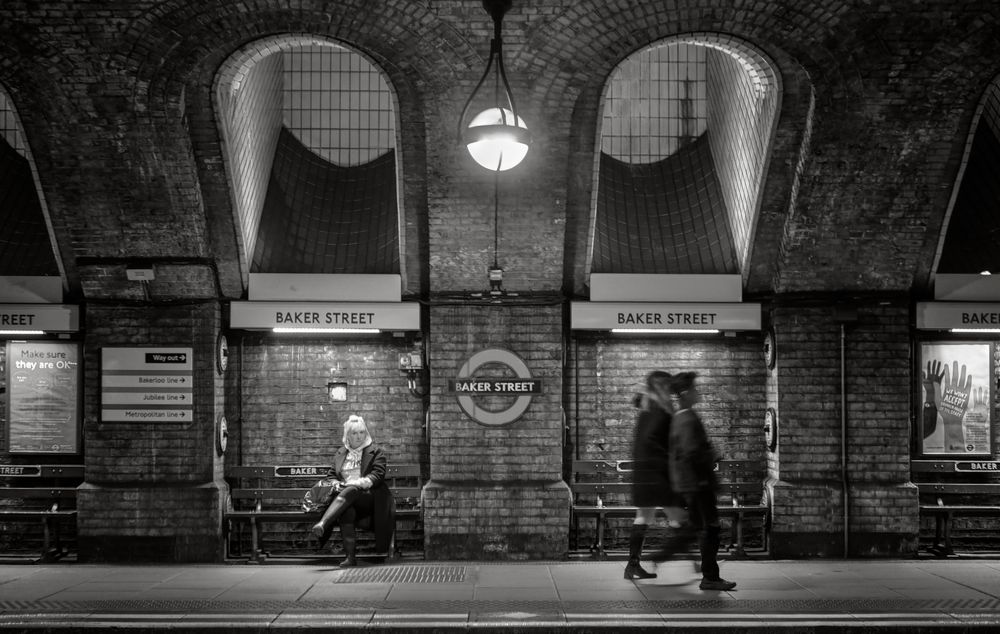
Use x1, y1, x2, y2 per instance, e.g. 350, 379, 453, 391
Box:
101, 347, 193, 422
571, 302, 761, 331
0, 304, 79, 332
229, 301, 420, 330
916, 302, 1000, 330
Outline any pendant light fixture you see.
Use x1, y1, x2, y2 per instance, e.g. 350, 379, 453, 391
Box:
457, 0, 531, 171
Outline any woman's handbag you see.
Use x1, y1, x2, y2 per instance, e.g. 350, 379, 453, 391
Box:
302, 478, 339, 512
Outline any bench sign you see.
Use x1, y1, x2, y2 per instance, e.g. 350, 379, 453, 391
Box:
955, 461, 1000, 472
0, 465, 41, 477
274, 465, 327, 478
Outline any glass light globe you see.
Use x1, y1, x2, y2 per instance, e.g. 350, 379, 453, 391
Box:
464, 107, 530, 171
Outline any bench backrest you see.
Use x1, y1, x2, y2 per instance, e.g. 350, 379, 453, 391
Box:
911, 459, 1000, 502
226, 463, 423, 507
0, 465, 85, 508
571, 459, 764, 504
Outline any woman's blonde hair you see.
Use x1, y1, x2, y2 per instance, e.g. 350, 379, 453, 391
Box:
342, 414, 372, 447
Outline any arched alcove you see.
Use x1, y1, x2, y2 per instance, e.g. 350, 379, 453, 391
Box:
589, 34, 781, 277
214, 36, 403, 276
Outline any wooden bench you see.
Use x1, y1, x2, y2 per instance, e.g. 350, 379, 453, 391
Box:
224, 463, 422, 563
0, 464, 84, 563
571, 459, 768, 559
912, 459, 1000, 556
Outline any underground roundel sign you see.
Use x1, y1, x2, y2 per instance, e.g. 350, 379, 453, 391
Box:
449, 348, 542, 426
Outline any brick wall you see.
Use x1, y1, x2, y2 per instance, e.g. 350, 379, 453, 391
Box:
567, 333, 768, 465
767, 299, 917, 557
231, 333, 426, 468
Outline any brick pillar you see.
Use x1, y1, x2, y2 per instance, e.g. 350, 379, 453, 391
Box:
423, 303, 570, 559
766, 300, 918, 557
77, 304, 226, 562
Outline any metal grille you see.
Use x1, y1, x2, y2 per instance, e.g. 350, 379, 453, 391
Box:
0, 91, 26, 155
282, 45, 395, 167
601, 43, 707, 164
335, 565, 467, 584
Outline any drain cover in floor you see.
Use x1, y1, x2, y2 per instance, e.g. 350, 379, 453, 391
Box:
336, 565, 467, 584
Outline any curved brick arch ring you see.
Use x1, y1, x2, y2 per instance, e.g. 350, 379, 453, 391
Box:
455, 348, 534, 427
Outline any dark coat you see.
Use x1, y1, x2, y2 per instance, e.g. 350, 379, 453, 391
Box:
631, 401, 681, 507
667, 408, 718, 494
327, 444, 394, 552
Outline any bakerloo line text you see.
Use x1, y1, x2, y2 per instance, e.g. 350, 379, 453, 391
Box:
275, 311, 375, 325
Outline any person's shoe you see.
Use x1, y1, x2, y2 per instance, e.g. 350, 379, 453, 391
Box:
624, 560, 657, 580
339, 556, 357, 568
699, 578, 737, 591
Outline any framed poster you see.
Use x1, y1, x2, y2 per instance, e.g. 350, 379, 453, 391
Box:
918, 342, 993, 456
5, 340, 82, 454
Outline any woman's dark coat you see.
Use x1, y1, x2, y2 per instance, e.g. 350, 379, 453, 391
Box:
327, 444, 394, 552
632, 401, 680, 507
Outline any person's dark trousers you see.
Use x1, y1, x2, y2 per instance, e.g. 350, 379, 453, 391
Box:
685, 489, 722, 580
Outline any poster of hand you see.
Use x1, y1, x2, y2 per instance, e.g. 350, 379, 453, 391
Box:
920, 342, 991, 455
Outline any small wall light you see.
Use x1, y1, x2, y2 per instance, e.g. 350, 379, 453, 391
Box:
457, 0, 531, 171
328, 381, 347, 402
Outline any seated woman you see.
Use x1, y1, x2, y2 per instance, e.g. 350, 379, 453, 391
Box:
311, 414, 391, 567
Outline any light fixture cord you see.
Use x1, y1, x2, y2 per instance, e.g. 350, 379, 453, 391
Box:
493, 172, 500, 268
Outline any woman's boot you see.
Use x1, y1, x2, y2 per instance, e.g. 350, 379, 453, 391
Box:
339, 533, 357, 567
312, 487, 359, 543
624, 524, 656, 580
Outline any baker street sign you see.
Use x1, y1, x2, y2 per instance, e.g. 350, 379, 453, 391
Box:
449, 348, 541, 426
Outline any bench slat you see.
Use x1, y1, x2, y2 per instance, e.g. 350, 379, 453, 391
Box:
0, 488, 78, 498
917, 483, 1000, 494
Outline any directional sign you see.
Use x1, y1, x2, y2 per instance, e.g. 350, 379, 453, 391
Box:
101, 348, 193, 422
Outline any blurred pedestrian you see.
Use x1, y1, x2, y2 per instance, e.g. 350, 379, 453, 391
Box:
624, 370, 688, 580
655, 372, 736, 591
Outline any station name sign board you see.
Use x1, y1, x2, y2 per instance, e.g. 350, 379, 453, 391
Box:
0, 304, 79, 332
570, 302, 761, 331
916, 302, 1000, 330
229, 301, 420, 330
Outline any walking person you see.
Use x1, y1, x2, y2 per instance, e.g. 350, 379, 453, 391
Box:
624, 370, 688, 580
659, 371, 736, 591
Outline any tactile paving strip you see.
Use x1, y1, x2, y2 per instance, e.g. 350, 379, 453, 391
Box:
334, 564, 467, 584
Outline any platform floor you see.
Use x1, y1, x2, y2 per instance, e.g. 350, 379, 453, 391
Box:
1, 557, 999, 632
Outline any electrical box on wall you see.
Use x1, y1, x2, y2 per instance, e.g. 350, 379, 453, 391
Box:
398, 352, 423, 371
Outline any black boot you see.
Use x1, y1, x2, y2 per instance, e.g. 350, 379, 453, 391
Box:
339, 535, 357, 568
312, 490, 355, 545
624, 524, 656, 580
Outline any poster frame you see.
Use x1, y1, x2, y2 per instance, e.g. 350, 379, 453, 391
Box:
914, 338, 995, 458
4, 339, 83, 455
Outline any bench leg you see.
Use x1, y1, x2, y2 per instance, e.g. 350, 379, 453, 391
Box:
595, 516, 606, 560
732, 512, 747, 559
35, 517, 55, 564
942, 512, 955, 556
248, 517, 265, 564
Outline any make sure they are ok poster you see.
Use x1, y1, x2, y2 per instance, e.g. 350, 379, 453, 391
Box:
5, 340, 81, 454
920, 342, 992, 456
